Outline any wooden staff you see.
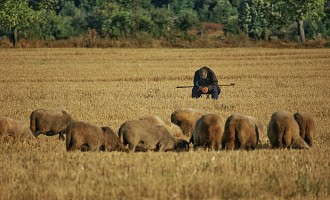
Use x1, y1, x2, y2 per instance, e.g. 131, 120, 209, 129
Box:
176, 83, 235, 88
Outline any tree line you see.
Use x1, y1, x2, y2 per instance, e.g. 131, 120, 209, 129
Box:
0, 0, 329, 47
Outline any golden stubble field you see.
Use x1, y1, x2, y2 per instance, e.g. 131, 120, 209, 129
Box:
0, 48, 329, 199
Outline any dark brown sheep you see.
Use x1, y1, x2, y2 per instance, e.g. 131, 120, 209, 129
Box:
294, 112, 315, 147
267, 111, 310, 149
170, 108, 211, 138
0, 117, 36, 143
139, 115, 185, 139
118, 120, 189, 152
191, 113, 223, 150
63, 121, 126, 152
30, 108, 74, 140
222, 114, 262, 150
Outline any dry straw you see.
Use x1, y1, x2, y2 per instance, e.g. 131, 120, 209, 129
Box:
0, 48, 329, 199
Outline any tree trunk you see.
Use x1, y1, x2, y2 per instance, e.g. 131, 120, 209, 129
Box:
296, 20, 305, 43
12, 28, 18, 47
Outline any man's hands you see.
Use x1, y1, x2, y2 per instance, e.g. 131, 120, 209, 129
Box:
199, 86, 209, 93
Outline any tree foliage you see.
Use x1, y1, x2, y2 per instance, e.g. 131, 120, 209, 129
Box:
271, 0, 325, 42
0, 0, 35, 45
196, 0, 237, 24
0, 0, 329, 45
239, 0, 269, 39
0, 0, 60, 45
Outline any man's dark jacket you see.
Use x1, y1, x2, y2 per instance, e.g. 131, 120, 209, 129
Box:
193, 66, 220, 93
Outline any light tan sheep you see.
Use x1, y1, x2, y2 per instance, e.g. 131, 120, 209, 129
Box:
171, 108, 211, 138
63, 121, 126, 152
118, 120, 189, 152
30, 108, 74, 140
0, 117, 36, 143
139, 115, 185, 139
267, 111, 310, 149
222, 114, 262, 150
192, 113, 223, 150
294, 112, 315, 148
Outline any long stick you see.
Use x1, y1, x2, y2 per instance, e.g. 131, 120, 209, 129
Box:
176, 83, 235, 88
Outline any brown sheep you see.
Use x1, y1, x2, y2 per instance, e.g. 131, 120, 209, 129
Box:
222, 114, 262, 150
294, 112, 315, 148
171, 108, 211, 138
0, 117, 36, 143
191, 113, 223, 150
139, 115, 185, 139
267, 111, 310, 149
30, 108, 74, 140
118, 120, 189, 152
63, 121, 126, 152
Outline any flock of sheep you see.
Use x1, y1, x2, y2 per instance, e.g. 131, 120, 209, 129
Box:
0, 108, 315, 152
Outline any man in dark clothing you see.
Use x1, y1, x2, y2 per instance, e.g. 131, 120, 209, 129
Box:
192, 66, 221, 99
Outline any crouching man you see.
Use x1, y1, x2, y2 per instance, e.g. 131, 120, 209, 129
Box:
192, 66, 220, 100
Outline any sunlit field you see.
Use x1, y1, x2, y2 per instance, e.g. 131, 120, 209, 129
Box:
0, 48, 329, 199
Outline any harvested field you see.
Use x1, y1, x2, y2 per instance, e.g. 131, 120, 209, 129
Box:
0, 48, 329, 199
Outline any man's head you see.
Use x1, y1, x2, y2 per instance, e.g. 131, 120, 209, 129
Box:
199, 67, 208, 79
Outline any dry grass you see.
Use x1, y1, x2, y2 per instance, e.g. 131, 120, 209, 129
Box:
0, 48, 329, 199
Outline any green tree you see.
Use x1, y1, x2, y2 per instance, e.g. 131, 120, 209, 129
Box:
73, 0, 103, 12
319, 0, 330, 38
60, 1, 87, 37
170, 0, 195, 14
151, 0, 171, 8
224, 15, 240, 34
111, 11, 133, 38
89, 2, 133, 38
175, 9, 199, 32
27, 1, 73, 40
29, 0, 58, 11
196, 0, 237, 24
0, 0, 36, 46
272, 0, 324, 43
239, 0, 271, 39
150, 7, 174, 38
88, 2, 120, 37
